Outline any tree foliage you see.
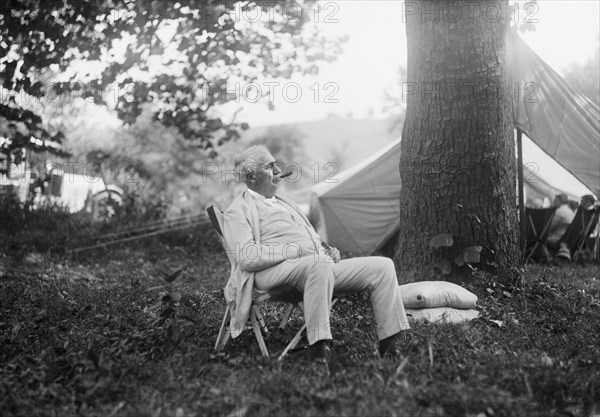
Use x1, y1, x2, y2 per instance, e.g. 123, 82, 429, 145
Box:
0, 0, 342, 173
249, 124, 307, 166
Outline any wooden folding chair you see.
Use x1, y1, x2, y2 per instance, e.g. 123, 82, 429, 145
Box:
207, 204, 337, 360
559, 206, 600, 263
524, 207, 556, 264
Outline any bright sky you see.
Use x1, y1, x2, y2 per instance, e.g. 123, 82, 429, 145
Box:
236, 0, 600, 126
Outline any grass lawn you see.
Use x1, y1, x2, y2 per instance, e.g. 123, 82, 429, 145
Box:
1, 229, 599, 417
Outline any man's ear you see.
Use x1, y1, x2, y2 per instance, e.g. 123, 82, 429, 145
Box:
246, 173, 255, 183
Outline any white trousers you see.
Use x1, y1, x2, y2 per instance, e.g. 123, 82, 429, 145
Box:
254, 255, 410, 345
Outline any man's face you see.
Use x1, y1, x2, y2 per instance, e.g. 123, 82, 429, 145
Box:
248, 150, 283, 198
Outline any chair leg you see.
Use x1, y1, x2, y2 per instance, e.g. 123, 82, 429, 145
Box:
220, 329, 231, 352
251, 309, 270, 357
279, 304, 295, 329
253, 305, 268, 334
573, 245, 593, 263
215, 306, 231, 352
525, 242, 540, 264
572, 238, 586, 262
277, 298, 340, 361
278, 322, 307, 361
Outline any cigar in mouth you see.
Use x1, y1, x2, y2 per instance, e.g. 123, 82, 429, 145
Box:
279, 171, 293, 179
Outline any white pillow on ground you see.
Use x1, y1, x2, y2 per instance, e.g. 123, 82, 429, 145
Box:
406, 307, 480, 324
399, 281, 478, 309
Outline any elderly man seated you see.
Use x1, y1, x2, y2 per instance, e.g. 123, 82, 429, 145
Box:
222, 146, 409, 364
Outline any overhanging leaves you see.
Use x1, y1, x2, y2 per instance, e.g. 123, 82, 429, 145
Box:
0, 0, 344, 155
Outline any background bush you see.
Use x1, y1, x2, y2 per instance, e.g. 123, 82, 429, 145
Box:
0, 195, 100, 259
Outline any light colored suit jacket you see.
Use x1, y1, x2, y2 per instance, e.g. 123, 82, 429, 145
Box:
222, 190, 317, 338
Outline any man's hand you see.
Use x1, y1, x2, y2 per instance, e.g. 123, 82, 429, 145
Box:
328, 246, 341, 263
322, 242, 341, 263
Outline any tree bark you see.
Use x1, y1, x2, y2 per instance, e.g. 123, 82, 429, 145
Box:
395, 0, 520, 281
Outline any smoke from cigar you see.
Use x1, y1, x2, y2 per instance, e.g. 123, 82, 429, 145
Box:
279, 171, 293, 179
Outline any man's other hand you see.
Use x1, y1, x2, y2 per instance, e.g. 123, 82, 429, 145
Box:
326, 246, 341, 263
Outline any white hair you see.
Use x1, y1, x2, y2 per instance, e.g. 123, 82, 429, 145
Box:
234, 145, 270, 184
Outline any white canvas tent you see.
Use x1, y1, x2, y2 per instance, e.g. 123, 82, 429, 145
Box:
309, 135, 595, 255
309, 34, 599, 256
520, 136, 595, 206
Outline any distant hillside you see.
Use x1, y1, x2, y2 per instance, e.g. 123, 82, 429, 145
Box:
241, 115, 398, 172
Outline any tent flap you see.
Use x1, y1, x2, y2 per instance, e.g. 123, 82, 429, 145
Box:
511, 32, 600, 195
310, 34, 599, 256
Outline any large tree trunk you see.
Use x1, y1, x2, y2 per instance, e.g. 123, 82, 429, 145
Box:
395, 0, 520, 281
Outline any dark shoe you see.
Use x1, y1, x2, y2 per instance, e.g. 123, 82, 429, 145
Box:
378, 333, 405, 359
378, 334, 397, 357
309, 340, 329, 362
309, 340, 330, 364
553, 255, 571, 266
308, 340, 330, 376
